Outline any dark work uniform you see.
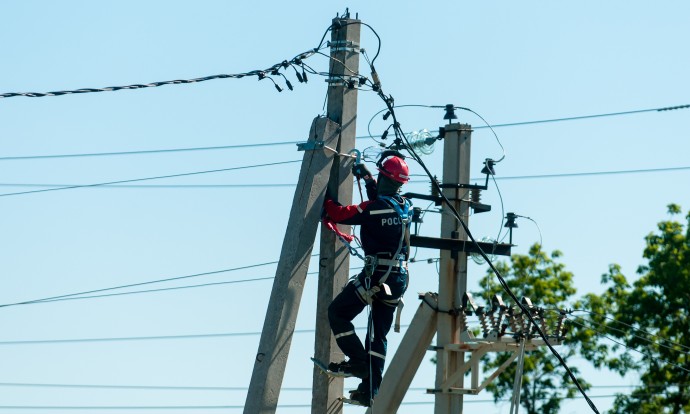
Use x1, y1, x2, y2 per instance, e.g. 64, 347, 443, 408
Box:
324, 181, 411, 399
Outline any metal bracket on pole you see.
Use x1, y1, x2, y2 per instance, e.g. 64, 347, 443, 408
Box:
325, 75, 361, 88
327, 40, 360, 53
428, 338, 547, 396
296, 141, 325, 151
429, 294, 565, 399
410, 235, 512, 256
510, 338, 527, 414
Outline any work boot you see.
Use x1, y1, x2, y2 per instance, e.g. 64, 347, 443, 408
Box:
349, 389, 372, 407
327, 360, 369, 379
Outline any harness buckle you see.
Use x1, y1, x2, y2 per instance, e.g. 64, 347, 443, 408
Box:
364, 255, 378, 277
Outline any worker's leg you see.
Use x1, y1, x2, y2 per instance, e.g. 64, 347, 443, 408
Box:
362, 271, 408, 397
328, 280, 368, 371
366, 298, 396, 396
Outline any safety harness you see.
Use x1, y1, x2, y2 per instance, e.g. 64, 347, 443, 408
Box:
347, 195, 412, 333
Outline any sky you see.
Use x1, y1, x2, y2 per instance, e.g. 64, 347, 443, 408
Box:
1, 1, 689, 413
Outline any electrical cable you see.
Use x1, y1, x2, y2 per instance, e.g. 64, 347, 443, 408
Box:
483, 104, 690, 129
0, 324, 411, 346
2, 103, 687, 162
3, 165, 690, 190
570, 309, 690, 353
0, 141, 302, 161
566, 316, 690, 375
0, 160, 301, 198
12, 266, 368, 307
0, 381, 671, 391
492, 165, 690, 181
0, 261, 284, 309
455, 106, 506, 163
314, 51, 363, 78
373, 74, 600, 413
0, 397, 655, 411
23, 276, 276, 305
490, 174, 506, 249
567, 313, 690, 359
0, 255, 332, 309
0, 395, 643, 411
0, 18, 384, 101
0, 383, 254, 391
0, 183, 298, 189
515, 214, 543, 247
321, 19, 381, 65
0, 47, 326, 99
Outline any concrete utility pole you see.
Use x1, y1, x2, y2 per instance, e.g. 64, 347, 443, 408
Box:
244, 116, 340, 414
363, 123, 476, 414
312, 13, 361, 414
435, 123, 472, 414
244, 12, 361, 414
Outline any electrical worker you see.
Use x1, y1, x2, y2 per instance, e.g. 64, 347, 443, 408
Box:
323, 151, 412, 407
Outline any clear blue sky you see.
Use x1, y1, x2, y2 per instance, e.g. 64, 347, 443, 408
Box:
1, 1, 689, 413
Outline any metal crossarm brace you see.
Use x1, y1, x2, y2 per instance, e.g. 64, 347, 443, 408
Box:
429, 339, 546, 396
410, 235, 512, 256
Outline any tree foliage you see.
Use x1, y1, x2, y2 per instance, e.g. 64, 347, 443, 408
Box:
575, 204, 690, 414
474, 244, 587, 414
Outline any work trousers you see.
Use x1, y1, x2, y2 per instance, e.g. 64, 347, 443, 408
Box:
328, 269, 408, 397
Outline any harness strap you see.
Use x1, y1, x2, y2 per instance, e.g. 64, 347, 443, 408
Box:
374, 196, 412, 286
353, 278, 379, 304
377, 195, 412, 224
377, 258, 407, 268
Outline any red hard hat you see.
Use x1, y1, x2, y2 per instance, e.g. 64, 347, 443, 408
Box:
378, 156, 410, 184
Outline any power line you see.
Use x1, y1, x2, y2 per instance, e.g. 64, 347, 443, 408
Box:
0, 405, 250, 410
0, 160, 300, 198
0, 261, 281, 309
570, 309, 690, 353
29, 276, 276, 305
568, 312, 690, 355
0, 383, 249, 391
2, 165, 689, 190
1, 258, 440, 309
2, 103, 687, 161
0, 395, 630, 410
0, 48, 323, 99
0, 258, 368, 309
566, 317, 690, 375
0, 141, 303, 161
482, 104, 690, 129
0, 325, 406, 346
0, 183, 297, 189
0, 381, 672, 391
0, 331, 267, 346
493, 165, 690, 181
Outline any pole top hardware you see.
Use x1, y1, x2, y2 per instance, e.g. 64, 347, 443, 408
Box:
327, 40, 361, 53
325, 75, 361, 89
439, 182, 488, 191
296, 141, 325, 151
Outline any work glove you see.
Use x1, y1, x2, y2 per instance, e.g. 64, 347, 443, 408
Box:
352, 163, 372, 180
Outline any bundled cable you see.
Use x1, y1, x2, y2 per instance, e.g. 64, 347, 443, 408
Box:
0, 50, 321, 99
